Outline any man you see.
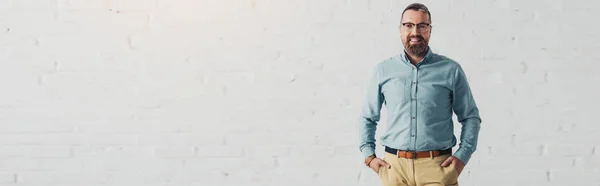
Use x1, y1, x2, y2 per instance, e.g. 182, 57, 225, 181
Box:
357, 3, 481, 186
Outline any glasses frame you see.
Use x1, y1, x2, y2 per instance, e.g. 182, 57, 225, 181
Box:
400, 22, 432, 33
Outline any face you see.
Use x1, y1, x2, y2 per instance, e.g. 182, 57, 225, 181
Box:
400, 10, 432, 57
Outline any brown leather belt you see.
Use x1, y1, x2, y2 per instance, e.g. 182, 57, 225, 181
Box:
385, 146, 452, 159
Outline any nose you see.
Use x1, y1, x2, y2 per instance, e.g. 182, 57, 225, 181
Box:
410, 27, 419, 36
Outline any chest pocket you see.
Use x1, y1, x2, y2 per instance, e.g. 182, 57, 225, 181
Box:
381, 77, 410, 105
417, 82, 453, 108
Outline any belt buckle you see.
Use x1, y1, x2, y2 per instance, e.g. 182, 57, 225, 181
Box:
399, 150, 417, 159
408, 151, 418, 159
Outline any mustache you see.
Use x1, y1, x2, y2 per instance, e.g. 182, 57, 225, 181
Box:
407, 35, 425, 41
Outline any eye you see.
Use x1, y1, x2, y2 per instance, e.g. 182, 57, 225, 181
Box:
403, 23, 414, 28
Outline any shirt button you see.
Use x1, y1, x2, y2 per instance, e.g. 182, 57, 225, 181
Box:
411, 135, 415, 137
412, 116, 416, 119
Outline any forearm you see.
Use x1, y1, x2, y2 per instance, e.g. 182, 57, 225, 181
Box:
453, 117, 481, 165
358, 117, 378, 159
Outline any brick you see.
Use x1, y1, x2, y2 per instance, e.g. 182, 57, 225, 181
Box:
0, 0, 11, 9
288, 145, 335, 159
312, 165, 366, 186
57, 0, 106, 10
154, 147, 195, 158
224, 133, 317, 146
86, 134, 137, 145
212, 156, 279, 173
470, 169, 549, 185
0, 146, 71, 158
106, 0, 155, 11
136, 133, 224, 146
153, 0, 250, 25
0, 134, 85, 145
262, 166, 316, 186
183, 158, 246, 172
71, 146, 156, 164
0, 11, 56, 42
15, 170, 115, 185
219, 169, 281, 186
10, 0, 57, 10
76, 156, 177, 172
314, 132, 356, 146
94, 170, 171, 183
0, 158, 83, 171
549, 168, 600, 185
133, 120, 193, 133
333, 145, 356, 156
0, 121, 75, 133
545, 144, 595, 157
488, 144, 544, 157
246, 145, 291, 158
477, 156, 574, 170
169, 169, 226, 184
16, 171, 71, 184
573, 156, 600, 169
0, 172, 15, 183
75, 121, 140, 133
55, 10, 148, 34
196, 146, 244, 158
101, 146, 153, 158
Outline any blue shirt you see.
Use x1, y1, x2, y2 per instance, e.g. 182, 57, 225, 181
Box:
358, 48, 482, 165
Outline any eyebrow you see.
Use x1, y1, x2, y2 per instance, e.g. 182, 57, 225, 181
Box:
401, 22, 430, 24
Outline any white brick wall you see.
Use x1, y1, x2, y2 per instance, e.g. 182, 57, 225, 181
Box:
0, 0, 598, 185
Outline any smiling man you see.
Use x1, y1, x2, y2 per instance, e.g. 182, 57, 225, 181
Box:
358, 3, 482, 186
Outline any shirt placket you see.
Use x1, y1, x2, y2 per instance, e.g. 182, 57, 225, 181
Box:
409, 65, 418, 151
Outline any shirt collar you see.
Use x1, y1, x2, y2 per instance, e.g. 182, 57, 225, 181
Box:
399, 47, 434, 66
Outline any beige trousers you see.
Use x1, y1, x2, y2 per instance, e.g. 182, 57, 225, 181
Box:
378, 151, 459, 186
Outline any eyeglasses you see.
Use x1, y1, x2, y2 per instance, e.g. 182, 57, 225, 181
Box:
401, 23, 431, 32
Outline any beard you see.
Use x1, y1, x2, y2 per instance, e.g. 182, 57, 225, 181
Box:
404, 35, 428, 57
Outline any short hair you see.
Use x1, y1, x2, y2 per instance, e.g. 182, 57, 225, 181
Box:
401, 3, 431, 22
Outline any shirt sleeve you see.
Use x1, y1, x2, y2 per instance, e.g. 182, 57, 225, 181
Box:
451, 64, 482, 165
358, 66, 384, 159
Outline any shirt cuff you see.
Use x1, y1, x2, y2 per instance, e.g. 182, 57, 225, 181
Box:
453, 148, 472, 165
361, 146, 376, 159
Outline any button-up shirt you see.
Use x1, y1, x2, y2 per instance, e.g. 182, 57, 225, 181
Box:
358, 48, 482, 165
